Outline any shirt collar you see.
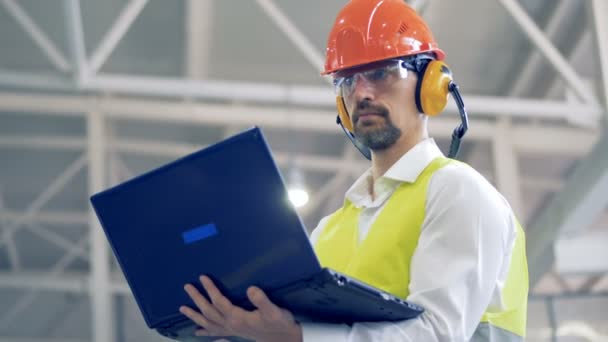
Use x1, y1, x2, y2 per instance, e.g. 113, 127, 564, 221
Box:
383, 138, 444, 183
344, 138, 444, 206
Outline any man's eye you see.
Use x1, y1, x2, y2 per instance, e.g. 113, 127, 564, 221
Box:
368, 69, 388, 81
343, 76, 354, 87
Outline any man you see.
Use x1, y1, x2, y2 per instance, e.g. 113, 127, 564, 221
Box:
179, 0, 529, 341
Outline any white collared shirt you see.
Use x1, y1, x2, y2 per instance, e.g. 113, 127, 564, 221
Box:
302, 138, 518, 342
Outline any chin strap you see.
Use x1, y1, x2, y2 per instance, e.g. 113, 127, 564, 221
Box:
337, 115, 372, 160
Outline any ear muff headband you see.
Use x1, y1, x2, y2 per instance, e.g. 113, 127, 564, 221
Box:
415, 60, 453, 116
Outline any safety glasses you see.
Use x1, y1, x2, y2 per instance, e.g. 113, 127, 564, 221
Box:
332, 59, 413, 99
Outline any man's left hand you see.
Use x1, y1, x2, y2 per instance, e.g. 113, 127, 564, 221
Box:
179, 275, 303, 342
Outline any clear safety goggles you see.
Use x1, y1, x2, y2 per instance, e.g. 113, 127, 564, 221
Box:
333, 59, 416, 99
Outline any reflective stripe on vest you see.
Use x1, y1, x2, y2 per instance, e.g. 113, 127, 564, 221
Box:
313, 157, 528, 338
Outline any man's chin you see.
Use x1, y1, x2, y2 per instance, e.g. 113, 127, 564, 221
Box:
355, 123, 386, 134
361, 141, 395, 151
354, 128, 401, 151
355, 129, 387, 142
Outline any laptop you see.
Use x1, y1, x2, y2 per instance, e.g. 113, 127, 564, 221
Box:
90, 127, 423, 341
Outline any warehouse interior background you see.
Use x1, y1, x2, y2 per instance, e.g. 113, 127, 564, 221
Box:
0, 0, 607, 341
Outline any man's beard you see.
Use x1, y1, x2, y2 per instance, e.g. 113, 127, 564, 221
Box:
353, 111, 402, 150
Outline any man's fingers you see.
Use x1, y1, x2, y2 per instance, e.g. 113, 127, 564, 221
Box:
247, 286, 285, 323
185, 277, 292, 338
183, 283, 225, 325
226, 305, 256, 334
179, 305, 225, 335
200, 276, 235, 316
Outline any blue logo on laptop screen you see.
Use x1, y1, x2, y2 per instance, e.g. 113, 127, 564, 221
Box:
182, 223, 218, 244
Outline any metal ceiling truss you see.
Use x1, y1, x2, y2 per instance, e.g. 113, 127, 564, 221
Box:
0, 0, 607, 340
526, 0, 608, 288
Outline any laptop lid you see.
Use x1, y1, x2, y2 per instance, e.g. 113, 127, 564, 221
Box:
90, 127, 322, 328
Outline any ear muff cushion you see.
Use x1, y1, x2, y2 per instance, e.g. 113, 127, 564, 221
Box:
417, 61, 453, 116
336, 96, 354, 132
414, 62, 429, 114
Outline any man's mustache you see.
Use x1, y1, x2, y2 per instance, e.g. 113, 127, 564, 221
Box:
352, 104, 389, 124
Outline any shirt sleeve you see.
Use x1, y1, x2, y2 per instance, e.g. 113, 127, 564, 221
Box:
300, 163, 516, 342
308, 214, 332, 245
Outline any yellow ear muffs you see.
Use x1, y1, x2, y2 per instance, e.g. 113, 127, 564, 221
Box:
415, 60, 453, 116
336, 96, 354, 132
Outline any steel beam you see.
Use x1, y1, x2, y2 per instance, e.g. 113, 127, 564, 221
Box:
528, 0, 608, 285
546, 297, 558, 342
546, 30, 592, 101
578, 275, 606, 293
555, 230, 608, 275
255, 0, 325, 73
63, 0, 88, 83
0, 92, 601, 149
93, 73, 331, 104
0, 0, 71, 72
556, 321, 608, 342
0, 235, 89, 329
89, 0, 148, 74
0, 73, 603, 124
185, 0, 214, 79
509, 123, 598, 156
508, 1, 574, 96
88, 74, 606, 123
0, 154, 87, 247
0, 193, 21, 271
0, 271, 89, 293
0, 339, 87, 342
0, 135, 85, 151
0, 271, 129, 294
485, 0, 571, 212
2, 195, 87, 268
0, 69, 75, 90
492, 118, 523, 217
0, 209, 88, 226
498, 0, 597, 104
592, 0, 608, 111
527, 132, 608, 285
23, 222, 88, 260
87, 111, 114, 342
520, 177, 562, 193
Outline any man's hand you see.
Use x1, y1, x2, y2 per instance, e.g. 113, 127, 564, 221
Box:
179, 276, 303, 342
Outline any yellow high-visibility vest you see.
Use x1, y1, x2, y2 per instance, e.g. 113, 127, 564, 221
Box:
314, 157, 528, 337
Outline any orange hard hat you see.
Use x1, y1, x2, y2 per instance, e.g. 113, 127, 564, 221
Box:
323, 0, 445, 75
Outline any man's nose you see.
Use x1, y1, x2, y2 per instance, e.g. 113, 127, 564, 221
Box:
352, 75, 376, 102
